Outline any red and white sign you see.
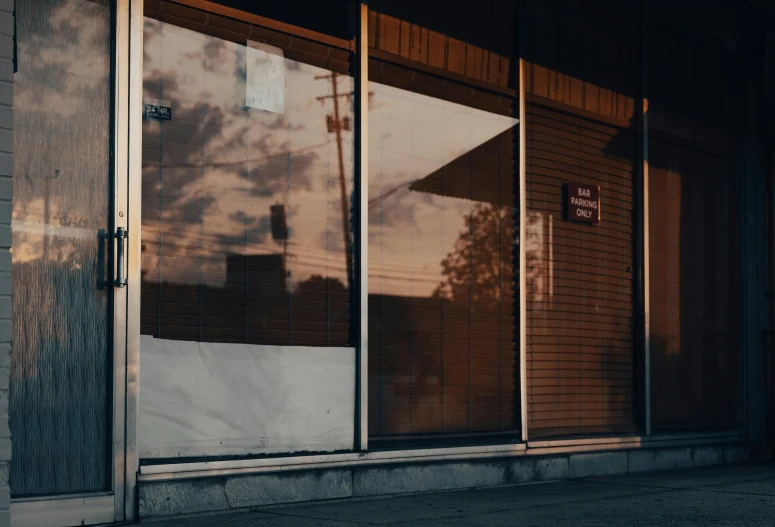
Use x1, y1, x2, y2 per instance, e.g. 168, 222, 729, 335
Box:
566, 182, 600, 224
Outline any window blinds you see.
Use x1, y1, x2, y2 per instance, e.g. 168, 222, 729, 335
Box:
525, 101, 636, 438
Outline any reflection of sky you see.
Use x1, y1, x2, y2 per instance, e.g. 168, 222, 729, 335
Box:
142, 18, 517, 296
368, 83, 518, 297
11, 0, 114, 496
142, 19, 353, 290
12, 0, 112, 264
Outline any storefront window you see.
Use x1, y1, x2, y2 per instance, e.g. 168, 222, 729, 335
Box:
139, 1, 356, 459
523, 0, 639, 438
366, 1, 519, 439
141, 8, 353, 347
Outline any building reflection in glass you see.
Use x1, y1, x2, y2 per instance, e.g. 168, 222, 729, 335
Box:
141, 18, 353, 346
367, 61, 519, 437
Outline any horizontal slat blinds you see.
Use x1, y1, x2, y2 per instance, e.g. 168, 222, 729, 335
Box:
648, 138, 739, 429
141, 2, 353, 346
525, 101, 636, 438
367, 59, 518, 437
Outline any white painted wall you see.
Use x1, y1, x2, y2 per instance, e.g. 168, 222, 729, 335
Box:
139, 336, 355, 458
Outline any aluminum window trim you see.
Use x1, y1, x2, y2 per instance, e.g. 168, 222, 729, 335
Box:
123, 0, 145, 521
355, 0, 369, 452
140, 443, 529, 479
518, 59, 528, 443
639, 0, 652, 437
136, 430, 747, 482
112, 0, 132, 521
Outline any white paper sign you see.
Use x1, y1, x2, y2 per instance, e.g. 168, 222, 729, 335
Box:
246, 41, 285, 114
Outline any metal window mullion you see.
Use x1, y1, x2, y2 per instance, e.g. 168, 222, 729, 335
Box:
639, 0, 652, 437
113, 0, 132, 521
355, 1, 369, 451
123, 0, 145, 521
518, 55, 528, 442
517, 0, 529, 443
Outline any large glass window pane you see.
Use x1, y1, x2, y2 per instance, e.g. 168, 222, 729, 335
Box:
522, 0, 639, 439
368, 65, 518, 438
366, 0, 519, 439
524, 104, 637, 438
139, 2, 356, 460
141, 7, 352, 347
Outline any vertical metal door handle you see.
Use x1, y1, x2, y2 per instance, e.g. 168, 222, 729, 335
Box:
116, 227, 128, 288
97, 229, 108, 289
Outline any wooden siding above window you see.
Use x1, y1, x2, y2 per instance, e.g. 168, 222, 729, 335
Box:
523, 0, 639, 123
367, 0, 517, 91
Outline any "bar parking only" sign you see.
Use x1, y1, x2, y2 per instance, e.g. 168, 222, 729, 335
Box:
566, 182, 600, 224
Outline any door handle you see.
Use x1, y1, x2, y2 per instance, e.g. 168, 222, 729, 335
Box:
97, 229, 108, 289
115, 227, 128, 288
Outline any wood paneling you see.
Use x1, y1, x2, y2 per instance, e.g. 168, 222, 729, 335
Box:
526, 101, 637, 438
523, 0, 639, 123
368, 0, 517, 90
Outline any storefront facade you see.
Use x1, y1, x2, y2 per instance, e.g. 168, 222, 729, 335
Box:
4, 0, 775, 525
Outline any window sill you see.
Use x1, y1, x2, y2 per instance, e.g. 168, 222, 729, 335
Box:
138, 429, 747, 482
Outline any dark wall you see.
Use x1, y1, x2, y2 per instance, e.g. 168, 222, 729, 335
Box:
368, 0, 518, 90
523, 0, 639, 123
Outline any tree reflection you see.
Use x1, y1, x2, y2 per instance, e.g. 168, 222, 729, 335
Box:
369, 198, 517, 436
434, 203, 513, 306
368, 113, 518, 435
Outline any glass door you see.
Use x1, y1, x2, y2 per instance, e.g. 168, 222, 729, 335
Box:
10, 0, 129, 524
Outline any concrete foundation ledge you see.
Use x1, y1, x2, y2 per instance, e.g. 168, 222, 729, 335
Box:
137, 441, 752, 520
138, 469, 351, 518
353, 461, 507, 497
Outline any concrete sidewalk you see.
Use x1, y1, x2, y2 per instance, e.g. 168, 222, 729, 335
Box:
142, 463, 775, 526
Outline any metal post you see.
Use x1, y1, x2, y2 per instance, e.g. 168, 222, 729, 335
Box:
638, 0, 652, 437
518, 58, 528, 443
124, 0, 145, 519
354, 0, 369, 451
517, 0, 528, 442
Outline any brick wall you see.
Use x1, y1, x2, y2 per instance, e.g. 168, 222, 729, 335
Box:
0, 1, 11, 526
